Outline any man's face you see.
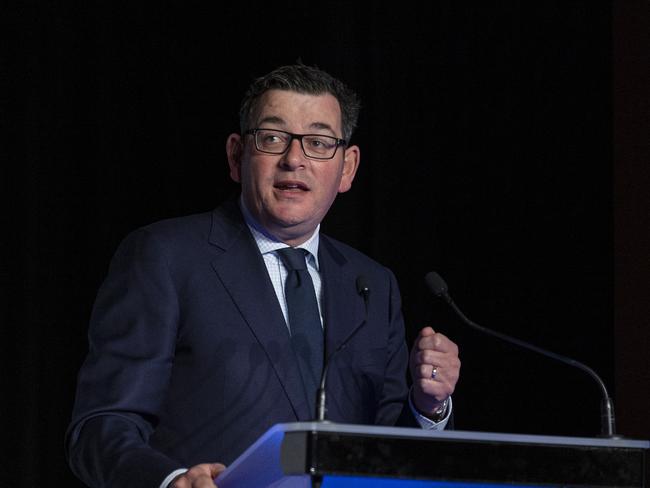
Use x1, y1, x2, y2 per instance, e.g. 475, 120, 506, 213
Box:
227, 89, 360, 246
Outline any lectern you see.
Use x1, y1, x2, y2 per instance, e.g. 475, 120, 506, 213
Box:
214, 422, 649, 488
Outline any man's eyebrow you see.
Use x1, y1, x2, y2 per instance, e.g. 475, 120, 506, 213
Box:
256, 117, 338, 136
257, 116, 286, 127
308, 122, 337, 136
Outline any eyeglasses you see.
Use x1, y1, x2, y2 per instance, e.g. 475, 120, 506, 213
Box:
245, 128, 347, 160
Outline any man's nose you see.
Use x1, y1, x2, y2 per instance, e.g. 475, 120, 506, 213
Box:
281, 139, 307, 168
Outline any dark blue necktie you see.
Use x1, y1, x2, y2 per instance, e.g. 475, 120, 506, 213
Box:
277, 247, 324, 415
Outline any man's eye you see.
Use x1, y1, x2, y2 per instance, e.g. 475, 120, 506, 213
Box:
262, 133, 286, 145
307, 137, 333, 148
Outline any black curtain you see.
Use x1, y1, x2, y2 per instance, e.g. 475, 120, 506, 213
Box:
4, 2, 646, 486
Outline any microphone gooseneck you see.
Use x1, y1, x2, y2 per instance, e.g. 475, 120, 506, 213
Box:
316, 276, 371, 422
425, 271, 617, 438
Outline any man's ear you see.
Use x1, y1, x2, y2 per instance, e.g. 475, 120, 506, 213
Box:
226, 133, 243, 183
338, 144, 360, 193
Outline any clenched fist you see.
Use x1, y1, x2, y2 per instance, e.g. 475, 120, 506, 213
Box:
409, 327, 460, 417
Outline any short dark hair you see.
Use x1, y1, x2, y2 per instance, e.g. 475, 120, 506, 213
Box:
239, 64, 361, 142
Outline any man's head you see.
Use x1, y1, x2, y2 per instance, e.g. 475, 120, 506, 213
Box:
226, 65, 361, 246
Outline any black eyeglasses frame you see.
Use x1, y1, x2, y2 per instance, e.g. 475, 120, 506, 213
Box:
244, 128, 347, 160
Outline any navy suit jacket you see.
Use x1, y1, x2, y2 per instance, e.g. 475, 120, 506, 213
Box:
66, 200, 415, 488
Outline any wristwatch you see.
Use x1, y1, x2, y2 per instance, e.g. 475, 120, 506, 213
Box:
429, 397, 449, 421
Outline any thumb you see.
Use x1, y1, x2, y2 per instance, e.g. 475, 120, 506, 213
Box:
412, 326, 435, 352
210, 463, 227, 477
418, 326, 436, 338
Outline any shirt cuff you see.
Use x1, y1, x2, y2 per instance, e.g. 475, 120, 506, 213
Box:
160, 468, 188, 488
408, 388, 452, 430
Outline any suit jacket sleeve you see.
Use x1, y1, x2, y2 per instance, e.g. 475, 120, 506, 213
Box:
66, 227, 184, 487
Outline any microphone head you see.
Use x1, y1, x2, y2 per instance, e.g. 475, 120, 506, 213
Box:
356, 275, 370, 296
425, 271, 449, 298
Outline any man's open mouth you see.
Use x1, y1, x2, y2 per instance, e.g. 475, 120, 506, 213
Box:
274, 181, 309, 191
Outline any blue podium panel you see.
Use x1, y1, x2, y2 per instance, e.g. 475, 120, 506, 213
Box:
322, 477, 532, 488
214, 423, 650, 488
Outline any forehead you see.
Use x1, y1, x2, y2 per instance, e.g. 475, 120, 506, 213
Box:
253, 89, 343, 134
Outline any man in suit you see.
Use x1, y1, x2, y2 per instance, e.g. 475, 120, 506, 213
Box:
66, 64, 461, 488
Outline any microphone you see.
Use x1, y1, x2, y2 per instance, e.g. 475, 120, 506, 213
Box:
316, 276, 371, 422
356, 275, 371, 307
425, 271, 617, 438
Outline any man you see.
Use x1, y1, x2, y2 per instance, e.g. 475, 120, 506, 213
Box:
66, 64, 461, 488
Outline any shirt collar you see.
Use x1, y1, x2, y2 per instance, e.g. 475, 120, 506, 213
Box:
239, 196, 320, 269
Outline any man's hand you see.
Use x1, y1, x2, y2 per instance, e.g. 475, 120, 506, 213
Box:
170, 463, 226, 488
409, 327, 460, 417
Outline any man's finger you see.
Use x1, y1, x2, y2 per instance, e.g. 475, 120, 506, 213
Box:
415, 349, 448, 366
417, 332, 457, 354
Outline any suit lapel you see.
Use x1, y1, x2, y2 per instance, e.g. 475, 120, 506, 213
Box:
207, 202, 312, 420
319, 237, 366, 361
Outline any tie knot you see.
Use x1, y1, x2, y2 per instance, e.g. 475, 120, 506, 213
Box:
277, 247, 308, 271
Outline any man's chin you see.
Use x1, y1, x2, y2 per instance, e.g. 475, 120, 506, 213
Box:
267, 214, 319, 245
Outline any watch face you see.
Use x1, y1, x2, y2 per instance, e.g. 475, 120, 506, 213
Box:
432, 398, 449, 417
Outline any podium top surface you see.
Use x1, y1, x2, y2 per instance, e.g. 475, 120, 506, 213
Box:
270, 422, 650, 449
272, 422, 650, 449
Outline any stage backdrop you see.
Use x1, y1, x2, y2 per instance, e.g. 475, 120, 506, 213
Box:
4, 2, 648, 487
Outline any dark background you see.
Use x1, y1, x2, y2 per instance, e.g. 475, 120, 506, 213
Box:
3, 2, 648, 486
